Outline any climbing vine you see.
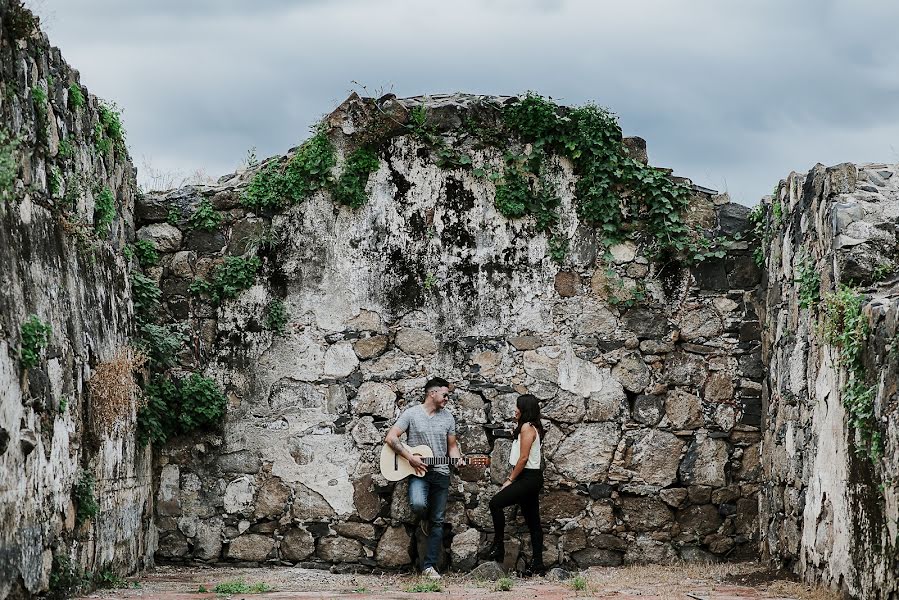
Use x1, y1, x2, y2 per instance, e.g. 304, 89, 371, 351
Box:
822, 285, 882, 462
188, 255, 262, 305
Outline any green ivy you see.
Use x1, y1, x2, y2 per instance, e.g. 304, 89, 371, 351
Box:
137, 373, 227, 446
548, 236, 568, 264
188, 199, 222, 231
0, 128, 18, 201
49, 554, 89, 600
263, 299, 287, 334
20, 314, 51, 369
749, 203, 770, 267
57, 138, 75, 160
822, 286, 882, 461
73, 472, 99, 526
795, 254, 820, 310
135, 322, 185, 369
94, 187, 116, 235
189, 255, 262, 305
166, 206, 181, 226
130, 272, 161, 323
332, 147, 380, 208
68, 83, 85, 109
242, 128, 336, 211
130, 239, 159, 269
501, 93, 713, 262
94, 102, 126, 158
48, 166, 62, 198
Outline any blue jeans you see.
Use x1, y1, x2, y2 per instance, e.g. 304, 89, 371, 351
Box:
408, 470, 450, 569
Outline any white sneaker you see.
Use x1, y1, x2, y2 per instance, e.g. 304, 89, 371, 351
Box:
422, 566, 441, 580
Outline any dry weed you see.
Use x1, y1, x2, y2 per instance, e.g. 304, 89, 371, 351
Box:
88, 347, 146, 433
767, 580, 842, 600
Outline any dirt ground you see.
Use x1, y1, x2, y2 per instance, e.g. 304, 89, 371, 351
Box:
74, 562, 841, 600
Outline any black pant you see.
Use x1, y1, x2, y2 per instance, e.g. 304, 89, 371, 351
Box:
488, 469, 544, 561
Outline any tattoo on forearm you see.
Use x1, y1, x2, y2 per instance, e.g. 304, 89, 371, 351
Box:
389, 438, 403, 452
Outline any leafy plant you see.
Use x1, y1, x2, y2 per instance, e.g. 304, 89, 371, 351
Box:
58, 398, 68, 412
0, 127, 19, 201
130, 239, 159, 268
188, 199, 222, 231
332, 147, 379, 208
749, 204, 769, 267
135, 322, 185, 369
48, 554, 89, 600
20, 314, 51, 369
570, 575, 588, 591
242, 128, 335, 211
137, 373, 227, 446
166, 206, 181, 226
263, 299, 287, 334
495, 577, 513, 591
94, 187, 116, 235
405, 580, 442, 593
94, 570, 128, 589
423, 272, 436, 292
130, 272, 162, 323
68, 83, 85, 109
872, 261, 895, 282
57, 138, 75, 160
213, 580, 272, 594
549, 235, 568, 264
94, 102, 126, 158
73, 471, 99, 526
189, 255, 262, 305
795, 254, 820, 310
48, 166, 62, 198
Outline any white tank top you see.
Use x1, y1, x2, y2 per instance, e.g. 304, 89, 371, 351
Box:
508, 424, 541, 469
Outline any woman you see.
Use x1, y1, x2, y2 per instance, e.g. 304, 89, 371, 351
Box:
487, 394, 545, 575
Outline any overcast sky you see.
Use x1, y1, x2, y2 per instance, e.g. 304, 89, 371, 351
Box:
28, 0, 899, 204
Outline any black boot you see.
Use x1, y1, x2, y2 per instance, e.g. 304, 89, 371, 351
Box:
486, 540, 504, 563
522, 555, 546, 577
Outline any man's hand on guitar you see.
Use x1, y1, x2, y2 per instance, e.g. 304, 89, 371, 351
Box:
407, 454, 427, 477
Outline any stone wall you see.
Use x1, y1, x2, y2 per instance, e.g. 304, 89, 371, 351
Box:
142, 94, 764, 572
0, 3, 153, 598
758, 162, 899, 599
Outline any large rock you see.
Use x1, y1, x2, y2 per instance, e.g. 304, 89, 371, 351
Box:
194, 518, 223, 561
469, 560, 506, 580
395, 328, 438, 355
632, 394, 663, 426
292, 483, 336, 520
572, 547, 623, 567
224, 475, 256, 515
523, 349, 560, 383
679, 438, 728, 487
377, 525, 412, 567
354, 335, 388, 359
663, 351, 708, 387
317, 536, 363, 562
625, 429, 686, 487
323, 342, 359, 377
226, 534, 275, 561
157, 464, 181, 516
611, 355, 651, 393
618, 496, 674, 532
665, 389, 703, 429
622, 308, 672, 339
353, 475, 382, 521
255, 477, 291, 519
623, 537, 677, 565
679, 306, 724, 342
559, 350, 612, 397
554, 423, 621, 481
351, 416, 382, 446
542, 392, 585, 423
335, 522, 376, 540
677, 504, 723, 537
137, 222, 182, 252
281, 527, 315, 562
585, 375, 628, 422
451, 528, 481, 571
354, 382, 397, 418
541, 491, 589, 521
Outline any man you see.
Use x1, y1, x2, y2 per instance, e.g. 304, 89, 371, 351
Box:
384, 377, 460, 580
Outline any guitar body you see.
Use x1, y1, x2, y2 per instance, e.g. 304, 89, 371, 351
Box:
380, 443, 434, 481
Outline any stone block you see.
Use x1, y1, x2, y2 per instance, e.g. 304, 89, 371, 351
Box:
226, 534, 275, 561
281, 527, 315, 562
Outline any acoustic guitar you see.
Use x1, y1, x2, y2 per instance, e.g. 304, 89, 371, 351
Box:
379, 442, 490, 481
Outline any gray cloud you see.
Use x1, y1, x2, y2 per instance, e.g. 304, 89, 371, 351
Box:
29, 0, 899, 203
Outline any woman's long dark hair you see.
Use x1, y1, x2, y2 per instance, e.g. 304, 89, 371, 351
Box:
513, 394, 544, 441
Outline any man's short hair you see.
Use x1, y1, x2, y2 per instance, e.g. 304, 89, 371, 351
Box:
424, 377, 450, 393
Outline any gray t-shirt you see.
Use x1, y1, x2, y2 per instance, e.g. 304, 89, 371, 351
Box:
394, 404, 456, 474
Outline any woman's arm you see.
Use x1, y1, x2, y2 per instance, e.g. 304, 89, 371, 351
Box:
503, 424, 537, 488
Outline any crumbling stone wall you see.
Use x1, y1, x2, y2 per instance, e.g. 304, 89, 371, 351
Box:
759, 162, 899, 599
0, 3, 153, 598
142, 94, 764, 571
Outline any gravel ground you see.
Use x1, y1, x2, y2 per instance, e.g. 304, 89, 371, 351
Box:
74, 562, 840, 600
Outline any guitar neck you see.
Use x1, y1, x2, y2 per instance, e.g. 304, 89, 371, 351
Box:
421, 456, 464, 466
